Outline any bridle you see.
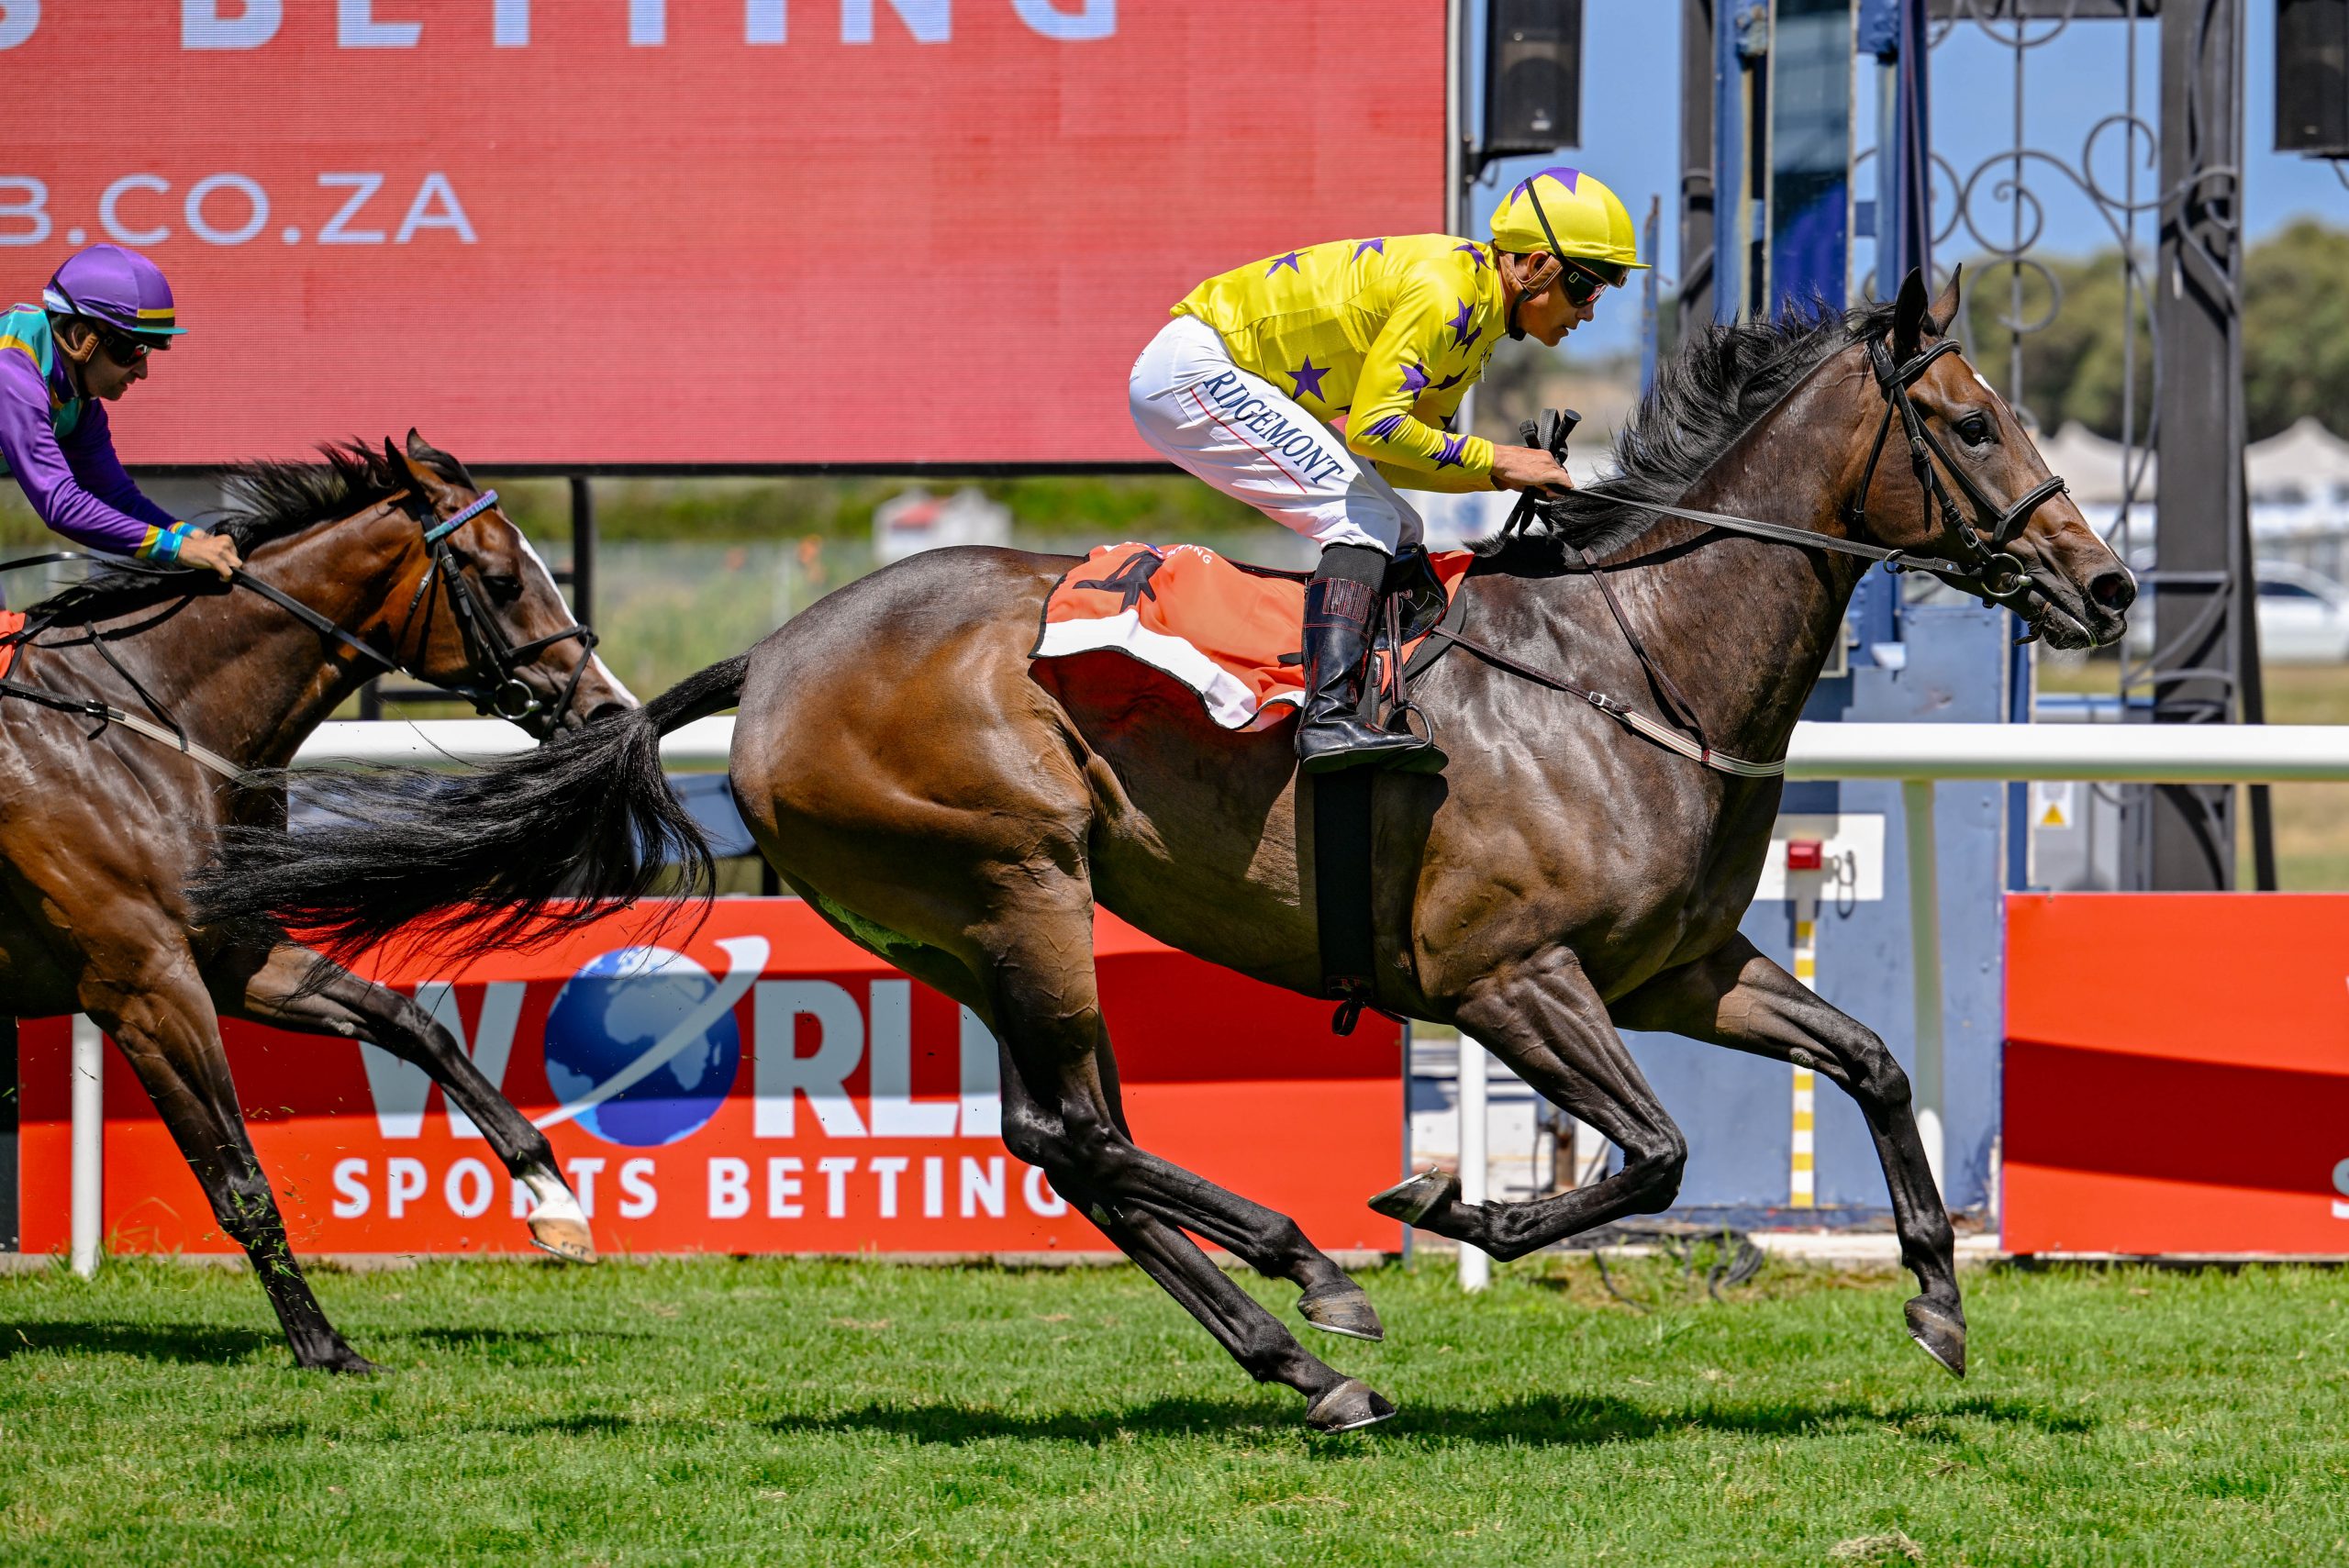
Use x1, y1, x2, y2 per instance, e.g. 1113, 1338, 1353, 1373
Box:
401, 487, 600, 723
1508, 331, 2086, 640
230, 486, 600, 727
1494, 181, 2079, 623
1845, 337, 2074, 623
0, 484, 604, 786
1431, 328, 2091, 778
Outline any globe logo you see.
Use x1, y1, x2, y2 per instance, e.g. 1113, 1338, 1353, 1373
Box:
542, 945, 745, 1148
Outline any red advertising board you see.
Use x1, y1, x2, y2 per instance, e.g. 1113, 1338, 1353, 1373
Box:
17, 900, 1401, 1257
0, 4, 1442, 468
2004, 893, 2349, 1255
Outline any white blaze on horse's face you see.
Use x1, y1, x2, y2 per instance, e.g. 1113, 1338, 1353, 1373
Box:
512, 527, 640, 710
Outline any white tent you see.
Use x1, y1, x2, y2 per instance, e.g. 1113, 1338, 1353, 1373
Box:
2032, 421, 2151, 506
2248, 417, 2349, 506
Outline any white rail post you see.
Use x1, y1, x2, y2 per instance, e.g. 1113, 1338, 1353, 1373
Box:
71, 1014, 103, 1278
1457, 1037, 1490, 1292
1901, 778, 1946, 1195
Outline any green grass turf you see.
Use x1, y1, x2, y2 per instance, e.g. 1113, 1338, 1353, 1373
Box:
2, 1255, 2343, 1565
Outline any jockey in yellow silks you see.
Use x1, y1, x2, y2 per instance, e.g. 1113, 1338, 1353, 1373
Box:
1130, 167, 1645, 773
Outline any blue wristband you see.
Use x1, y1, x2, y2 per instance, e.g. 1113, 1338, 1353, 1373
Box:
146, 522, 193, 565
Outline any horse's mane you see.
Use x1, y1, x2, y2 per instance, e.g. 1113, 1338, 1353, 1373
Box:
28, 439, 471, 627
1471, 298, 1898, 576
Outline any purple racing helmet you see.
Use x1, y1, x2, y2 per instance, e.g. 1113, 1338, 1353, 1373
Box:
41, 243, 184, 345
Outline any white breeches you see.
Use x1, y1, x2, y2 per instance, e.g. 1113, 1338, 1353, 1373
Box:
1127, 315, 1422, 556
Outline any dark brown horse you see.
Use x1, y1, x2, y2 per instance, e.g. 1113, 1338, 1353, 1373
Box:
4, 432, 629, 1372
197, 277, 2132, 1422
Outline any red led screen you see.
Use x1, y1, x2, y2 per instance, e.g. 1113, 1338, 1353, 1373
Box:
0, 3, 1443, 467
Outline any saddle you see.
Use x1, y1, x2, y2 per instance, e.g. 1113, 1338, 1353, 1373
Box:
1032, 541, 1469, 735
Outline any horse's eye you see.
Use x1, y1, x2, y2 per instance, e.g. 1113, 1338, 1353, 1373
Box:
1957, 414, 1995, 447
482, 573, 524, 606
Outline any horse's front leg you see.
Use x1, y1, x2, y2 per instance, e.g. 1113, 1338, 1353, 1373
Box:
1372, 945, 1690, 1261
216, 941, 596, 1262
87, 962, 379, 1373
1611, 933, 1965, 1377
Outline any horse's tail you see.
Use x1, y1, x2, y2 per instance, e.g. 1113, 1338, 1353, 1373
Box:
192, 653, 751, 958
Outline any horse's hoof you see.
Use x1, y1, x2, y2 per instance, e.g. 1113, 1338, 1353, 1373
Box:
1905, 1296, 1966, 1379
1368, 1168, 1458, 1227
528, 1213, 598, 1264
1297, 1284, 1385, 1341
308, 1345, 384, 1376
1304, 1378, 1397, 1434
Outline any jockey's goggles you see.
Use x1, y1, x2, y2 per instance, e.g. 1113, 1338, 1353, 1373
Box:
96, 328, 156, 365
1559, 259, 1629, 308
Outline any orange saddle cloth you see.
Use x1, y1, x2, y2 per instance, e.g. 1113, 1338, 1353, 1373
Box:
1031, 542, 1474, 730
0, 609, 24, 682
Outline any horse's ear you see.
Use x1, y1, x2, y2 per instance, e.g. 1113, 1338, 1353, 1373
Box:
405, 428, 477, 490
1892, 267, 1932, 361
395, 432, 461, 505
1926, 262, 1964, 339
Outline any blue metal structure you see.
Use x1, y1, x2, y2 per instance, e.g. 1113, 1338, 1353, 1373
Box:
1619, 606, 2010, 1218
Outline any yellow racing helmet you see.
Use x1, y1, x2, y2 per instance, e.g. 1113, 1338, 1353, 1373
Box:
1489, 166, 1648, 276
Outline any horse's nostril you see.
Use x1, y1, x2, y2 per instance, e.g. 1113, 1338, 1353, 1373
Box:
2089, 569, 2135, 613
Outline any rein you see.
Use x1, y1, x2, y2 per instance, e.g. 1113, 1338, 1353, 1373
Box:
1455, 332, 2082, 777
0, 485, 598, 784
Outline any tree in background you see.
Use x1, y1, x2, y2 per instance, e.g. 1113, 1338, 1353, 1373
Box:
2241, 220, 2349, 441
1963, 219, 2348, 441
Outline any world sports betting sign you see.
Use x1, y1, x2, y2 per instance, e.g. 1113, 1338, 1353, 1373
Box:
0, 4, 1443, 468
17, 901, 1402, 1257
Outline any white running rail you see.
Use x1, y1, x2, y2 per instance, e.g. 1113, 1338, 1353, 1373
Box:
288, 717, 2349, 784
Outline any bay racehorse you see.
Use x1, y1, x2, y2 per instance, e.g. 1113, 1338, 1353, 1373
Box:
6, 432, 629, 1372
195, 274, 2132, 1421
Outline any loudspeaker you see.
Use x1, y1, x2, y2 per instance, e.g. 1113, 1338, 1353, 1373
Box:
1484, 0, 1583, 158
2277, 0, 2349, 157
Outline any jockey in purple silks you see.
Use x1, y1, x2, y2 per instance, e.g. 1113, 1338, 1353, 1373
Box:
0, 245, 243, 579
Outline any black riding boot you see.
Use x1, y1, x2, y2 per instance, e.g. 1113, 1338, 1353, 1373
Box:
1296, 575, 1436, 773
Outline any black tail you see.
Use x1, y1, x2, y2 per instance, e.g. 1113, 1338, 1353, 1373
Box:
193, 653, 751, 958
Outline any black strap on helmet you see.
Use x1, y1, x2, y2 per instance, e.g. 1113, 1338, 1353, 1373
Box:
1505, 178, 1572, 341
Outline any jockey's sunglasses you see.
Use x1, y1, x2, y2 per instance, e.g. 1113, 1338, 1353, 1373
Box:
96, 328, 155, 365
1559, 259, 1629, 309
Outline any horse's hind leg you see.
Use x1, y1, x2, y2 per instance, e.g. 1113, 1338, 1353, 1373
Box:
788, 874, 1381, 1341
89, 971, 377, 1373
1372, 945, 1691, 1262
982, 892, 1391, 1429
1083, 1019, 1383, 1340
217, 942, 593, 1262
1610, 934, 1965, 1376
